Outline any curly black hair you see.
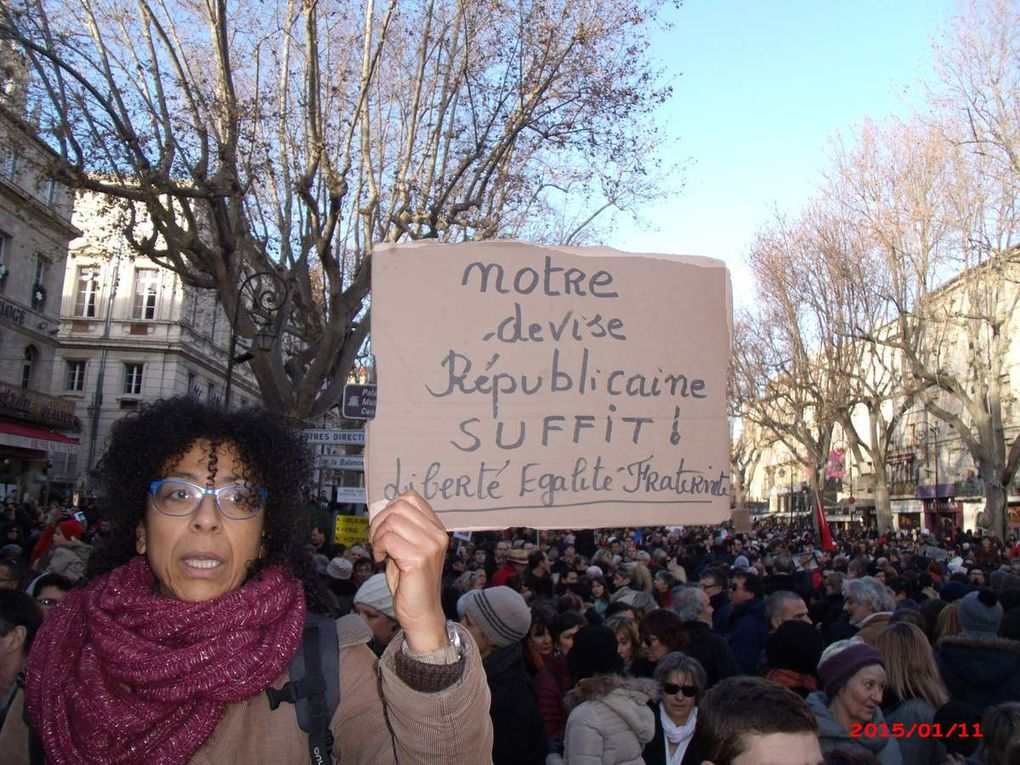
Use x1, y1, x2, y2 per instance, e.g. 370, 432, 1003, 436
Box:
86, 396, 333, 613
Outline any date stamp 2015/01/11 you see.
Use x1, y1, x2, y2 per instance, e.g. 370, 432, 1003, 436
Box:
850, 723, 982, 739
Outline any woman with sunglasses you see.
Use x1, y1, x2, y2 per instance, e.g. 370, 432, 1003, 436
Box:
4, 397, 491, 764
641, 652, 705, 765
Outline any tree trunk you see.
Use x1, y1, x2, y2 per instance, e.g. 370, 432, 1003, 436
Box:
872, 462, 893, 533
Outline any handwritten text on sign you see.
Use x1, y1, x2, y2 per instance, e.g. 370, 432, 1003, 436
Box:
367, 241, 731, 530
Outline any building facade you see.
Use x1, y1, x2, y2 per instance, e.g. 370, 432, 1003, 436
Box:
0, 105, 82, 504
51, 191, 261, 495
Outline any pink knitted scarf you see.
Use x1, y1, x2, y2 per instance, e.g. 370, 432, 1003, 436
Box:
25, 555, 306, 765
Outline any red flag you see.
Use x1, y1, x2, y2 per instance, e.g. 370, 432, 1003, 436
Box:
816, 494, 835, 552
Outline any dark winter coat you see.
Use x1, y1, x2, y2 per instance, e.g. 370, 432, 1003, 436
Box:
483, 643, 546, 765
640, 701, 701, 765
936, 633, 1020, 713
678, 620, 738, 690
725, 598, 768, 675
708, 592, 731, 634
536, 652, 573, 746
884, 697, 943, 765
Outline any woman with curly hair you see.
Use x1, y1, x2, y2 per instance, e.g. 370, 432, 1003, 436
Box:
2, 397, 491, 764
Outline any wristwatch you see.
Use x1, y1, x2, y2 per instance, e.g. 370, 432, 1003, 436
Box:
401, 621, 465, 665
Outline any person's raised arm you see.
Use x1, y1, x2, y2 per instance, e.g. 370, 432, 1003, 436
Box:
369, 491, 449, 653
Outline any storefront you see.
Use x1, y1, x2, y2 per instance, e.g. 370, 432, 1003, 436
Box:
917, 483, 961, 535
0, 382, 79, 504
891, 499, 924, 531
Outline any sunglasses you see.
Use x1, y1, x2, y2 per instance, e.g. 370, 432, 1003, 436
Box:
35, 597, 61, 607
662, 683, 698, 698
640, 634, 659, 646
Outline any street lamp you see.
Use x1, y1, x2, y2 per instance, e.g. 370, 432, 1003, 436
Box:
224, 270, 289, 409
929, 424, 941, 513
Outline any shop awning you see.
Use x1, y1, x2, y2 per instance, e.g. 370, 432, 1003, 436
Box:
0, 421, 79, 454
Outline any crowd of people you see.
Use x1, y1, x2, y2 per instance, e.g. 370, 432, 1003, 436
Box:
1, 401, 1020, 762
420, 522, 1019, 764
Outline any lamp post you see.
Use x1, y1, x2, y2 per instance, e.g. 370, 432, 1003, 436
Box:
929, 424, 940, 513
223, 271, 288, 409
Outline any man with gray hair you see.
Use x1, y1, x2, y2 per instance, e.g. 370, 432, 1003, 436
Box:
671, 585, 738, 690
843, 576, 895, 645
765, 590, 812, 632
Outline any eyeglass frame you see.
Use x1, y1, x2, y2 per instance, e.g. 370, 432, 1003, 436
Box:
147, 479, 268, 520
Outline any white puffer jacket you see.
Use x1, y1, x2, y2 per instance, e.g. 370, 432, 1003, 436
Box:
552, 674, 656, 765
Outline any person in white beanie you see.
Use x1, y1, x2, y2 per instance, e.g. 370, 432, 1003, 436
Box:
354, 572, 399, 656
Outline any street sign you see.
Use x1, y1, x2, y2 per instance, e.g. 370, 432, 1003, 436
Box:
334, 486, 367, 504
302, 429, 365, 445
342, 383, 377, 420
320, 454, 365, 471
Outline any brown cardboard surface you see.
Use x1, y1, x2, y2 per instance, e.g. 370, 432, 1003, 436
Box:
366, 241, 731, 530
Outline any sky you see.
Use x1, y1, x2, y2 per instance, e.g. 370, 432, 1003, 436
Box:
606, 0, 957, 305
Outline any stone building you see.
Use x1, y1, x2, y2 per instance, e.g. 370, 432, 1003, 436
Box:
0, 104, 81, 503
50, 191, 261, 495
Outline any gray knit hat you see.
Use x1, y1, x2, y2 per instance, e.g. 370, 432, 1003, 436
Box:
957, 590, 1003, 635
462, 586, 531, 647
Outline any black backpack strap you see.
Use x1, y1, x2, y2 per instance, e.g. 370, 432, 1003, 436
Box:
266, 612, 340, 765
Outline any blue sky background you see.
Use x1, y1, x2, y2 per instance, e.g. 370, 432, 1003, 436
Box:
606, 0, 957, 304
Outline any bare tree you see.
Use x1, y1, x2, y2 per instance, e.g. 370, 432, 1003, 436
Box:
0, 0, 675, 418
730, 298, 839, 530
832, 111, 1020, 539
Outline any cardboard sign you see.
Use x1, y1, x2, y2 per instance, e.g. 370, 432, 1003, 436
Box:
335, 515, 370, 547
367, 241, 731, 530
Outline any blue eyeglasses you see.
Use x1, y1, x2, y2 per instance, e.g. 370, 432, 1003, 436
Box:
148, 479, 267, 520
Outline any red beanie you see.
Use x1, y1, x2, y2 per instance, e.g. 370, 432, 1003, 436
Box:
57, 519, 85, 541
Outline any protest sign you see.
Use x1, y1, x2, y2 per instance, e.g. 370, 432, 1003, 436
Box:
366, 241, 731, 530
334, 515, 370, 547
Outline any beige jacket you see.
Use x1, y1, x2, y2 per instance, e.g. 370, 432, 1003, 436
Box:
0, 616, 493, 765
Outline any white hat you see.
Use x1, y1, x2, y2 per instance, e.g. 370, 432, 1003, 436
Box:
327, 557, 353, 580
354, 573, 395, 619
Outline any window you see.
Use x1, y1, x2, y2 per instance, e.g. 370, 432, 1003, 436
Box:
21, 346, 36, 389
123, 363, 144, 395
34, 255, 45, 285
44, 178, 58, 206
187, 372, 198, 397
132, 268, 159, 319
75, 266, 101, 317
65, 360, 87, 392
0, 148, 16, 180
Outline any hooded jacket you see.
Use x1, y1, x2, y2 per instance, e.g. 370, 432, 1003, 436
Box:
806, 691, 903, 765
560, 674, 656, 765
725, 597, 768, 675
936, 633, 1020, 713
